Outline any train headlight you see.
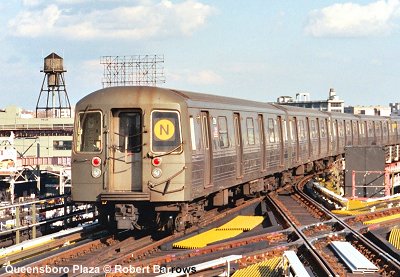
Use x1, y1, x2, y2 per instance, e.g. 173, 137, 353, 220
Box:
92, 167, 102, 178
152, 168, 162, 178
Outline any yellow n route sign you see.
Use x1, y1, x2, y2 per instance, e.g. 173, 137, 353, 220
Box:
154, 119, 175, 140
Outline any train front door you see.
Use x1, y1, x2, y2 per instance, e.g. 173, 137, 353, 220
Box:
111, 110, 142, 191
200, 111, 213, 188
234, 113, 243, 178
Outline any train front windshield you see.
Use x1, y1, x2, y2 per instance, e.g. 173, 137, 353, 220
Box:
76, 111, 102, 153
151, 110, 182, 153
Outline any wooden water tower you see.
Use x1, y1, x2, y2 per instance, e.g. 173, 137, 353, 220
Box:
36, 52, 71, 118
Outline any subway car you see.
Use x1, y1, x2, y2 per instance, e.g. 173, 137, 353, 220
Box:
71, 86, 400, 231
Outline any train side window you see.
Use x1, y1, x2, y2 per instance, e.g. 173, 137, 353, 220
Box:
218, 116, 229, 148
268, 118, 275, 142
76, 111, 102, 153
359, 122, 365, 137
298, 120, 305, 140
282, 119, 288, 142
383, 121, 388, 136
151, 110, 182, 154
332, 121, 337, 138
375, 122, 381, 137
246, 117, 255, 145
310, 120, 317, 139
274, 119, 280, 143
320, 120, 326, 138
190, 116, 196, 151
346, 121, 351, 137
352, 121, 358, 139
367, 121, 373, 136
338, 121, 344, 137
289, 120, 295, 141
397, 122, 400, 137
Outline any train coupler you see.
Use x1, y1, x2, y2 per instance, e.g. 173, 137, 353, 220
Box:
114, 204, 140, 230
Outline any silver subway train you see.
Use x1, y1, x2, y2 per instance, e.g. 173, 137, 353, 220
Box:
71, 86, 400, 231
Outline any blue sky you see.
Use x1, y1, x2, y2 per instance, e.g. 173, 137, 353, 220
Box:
1, 0, 400, 110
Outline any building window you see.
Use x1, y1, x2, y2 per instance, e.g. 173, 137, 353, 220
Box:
53, 140, 72, 150
218, 116, 229, 148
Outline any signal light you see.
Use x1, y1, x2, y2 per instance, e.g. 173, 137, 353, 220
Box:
92, 157, 101, 167
152, 157, 162, 167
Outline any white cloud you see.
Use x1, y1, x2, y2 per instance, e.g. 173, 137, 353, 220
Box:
187, 70, 223, 85
8, 0, 214, 40
169, 69, 223, 85
305, 0, 400, 37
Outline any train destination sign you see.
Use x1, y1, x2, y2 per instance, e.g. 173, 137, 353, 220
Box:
154, 119, 175, 141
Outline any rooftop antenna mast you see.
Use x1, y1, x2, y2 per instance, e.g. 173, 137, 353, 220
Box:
100, 55, 165, 87
36, 52, 71, 118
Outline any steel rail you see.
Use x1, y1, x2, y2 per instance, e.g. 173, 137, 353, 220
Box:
267, 175, 338, 277
294, 179, 400, 272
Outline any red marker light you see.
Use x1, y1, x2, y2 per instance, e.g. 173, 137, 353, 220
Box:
92, 157, 101, 167
152, 157, 162, 166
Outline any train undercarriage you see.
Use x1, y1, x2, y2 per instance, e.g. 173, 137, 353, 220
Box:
97, 156, 342, 232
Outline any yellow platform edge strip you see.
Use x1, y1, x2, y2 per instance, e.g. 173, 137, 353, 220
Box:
172, 229, 243, 249
216, 215, 264, 231
363, 214, 400, 225
173, 215, 264, 249
232, 257, 281, 277
388, 228, 400, 250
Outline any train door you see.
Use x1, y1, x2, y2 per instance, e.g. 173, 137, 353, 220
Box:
200, 111, 213, 188
111, 110, 142, 191
234, 113, 243, 178
325, 119, 330, 154
306, 118, 312, 159
293, 117, 299, 162
277, 116, 284, 166
258, 114, 266, 171
359, 121, 365, 145
332, 120, 338, 154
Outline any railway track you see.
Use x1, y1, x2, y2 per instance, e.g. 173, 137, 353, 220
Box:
289, 175, 400, 276
6, 197, 265, 277
4, 175, 400, 276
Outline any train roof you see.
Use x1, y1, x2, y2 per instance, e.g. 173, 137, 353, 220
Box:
172, 88, 285, 112
271, 104, 329, 117
77, 86, 284, 113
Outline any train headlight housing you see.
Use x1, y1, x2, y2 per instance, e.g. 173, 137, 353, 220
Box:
92, 167, 102, 178
152, 168, 162, 178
